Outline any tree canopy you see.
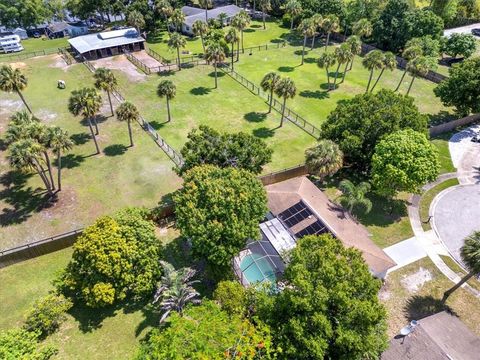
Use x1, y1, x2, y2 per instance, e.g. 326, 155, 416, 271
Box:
443, 33, 477, 58
0, 328, 57, 360
174, 165, 268, 267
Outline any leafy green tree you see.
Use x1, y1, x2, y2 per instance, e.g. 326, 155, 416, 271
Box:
192, 20, 209, 53
372, 129, 439, 198
179, 125, 272, 175
156, 0, 173, 32
404, 9, 444, 41
362, 50, 385, 93
68, 88, 102, 154
321, 14, 340, 51
135, 301, 274, 359
116, 101, 139, 147
0, 0, 51, 28
372, 0, 411, 52
338, 179, 372, 215
274, 77, 296, 127
320, 89, 428, 170
434, 57, 480, 115
157, 80, 176, 122
284, 0, 302, 30
298, 18, 315, 65
168, 32, 186, 70
205, 42, 226, 88
305, 140, 343, 179
258, 0, 271, 29
199, 0, 212, 22
318, 52, 336, 90
0, 328, 57, 360
127, 9, 145, 34
174, 165, 268, 267
255, 234, 388, 359
47, 126, 73, 192
405, 55, 437, 95
431, 0, 458, 25
213, 280, 247, 316
169, 8, 185, 32
442, 232, 480, 303
93, 67, 117, 116
60, 208, 162, 307
260, 72, 281, 113
353, 18, 373, 40
370, 51, 397, 92
225, 28, 239, 69
444, 33, 477, 58
405, 35, 442, 58
0, 65, 31, 114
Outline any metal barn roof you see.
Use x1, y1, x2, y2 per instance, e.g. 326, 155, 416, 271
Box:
68, 28, 145, 54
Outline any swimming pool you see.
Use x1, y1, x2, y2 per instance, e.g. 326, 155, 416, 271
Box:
240, 252, 276, 284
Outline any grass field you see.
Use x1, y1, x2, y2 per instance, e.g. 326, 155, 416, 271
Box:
0, 55, 181, 249
0, 37, 69, 59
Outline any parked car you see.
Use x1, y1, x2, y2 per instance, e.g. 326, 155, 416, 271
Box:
471, 134, 480, 143
33, 31, 41, 38
471, 28, 480, 36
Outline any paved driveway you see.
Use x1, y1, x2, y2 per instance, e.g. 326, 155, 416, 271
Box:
444, 23, 480, 37
432, 185, 480, 265
383, 237, 427, 272
449, 124, 480, 184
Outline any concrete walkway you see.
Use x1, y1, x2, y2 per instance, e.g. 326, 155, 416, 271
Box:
384, 237, 427, 272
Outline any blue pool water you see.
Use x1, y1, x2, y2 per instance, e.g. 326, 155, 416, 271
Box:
240, 252, 276, 284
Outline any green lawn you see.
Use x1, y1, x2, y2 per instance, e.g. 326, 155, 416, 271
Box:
0, 37, 69, 59
439, 255, 480, 292
431, 132, 456, 174
419, 178, 459, 231
0, 55, 181, 250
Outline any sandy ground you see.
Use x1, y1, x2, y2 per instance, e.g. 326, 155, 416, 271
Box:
134, 50, 163, 68
400, 267, 432, 293
92, 55, 146, 82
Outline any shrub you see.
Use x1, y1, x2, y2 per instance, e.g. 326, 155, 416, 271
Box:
0, 328, 57, 360
213, 280, 247, 316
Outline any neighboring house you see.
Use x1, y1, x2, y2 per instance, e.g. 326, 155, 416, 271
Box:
10, 27, 28, 39
46, 21, 89, 39
180, 5, 242, 35
68, 27, 145, 60
233, 176, 396, 286
382, 311, 480, 360
0, 32, 23, 53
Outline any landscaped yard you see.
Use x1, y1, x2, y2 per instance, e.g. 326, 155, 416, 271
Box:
430, 132, 457, 174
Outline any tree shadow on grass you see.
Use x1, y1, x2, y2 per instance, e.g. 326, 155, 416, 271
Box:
404, 295, 456, 321
158, 70, 175, 77
278, 66, 295, 72
251, 24, 262, 28
68, 302, 121, 333
148, 120, 167, 130
270, 38, 284, 44
190, 86, 211, 95
294, 49, 307, 56
70, 132, 91, 145
356, 194, 408, 228
53, 154, 85, 169
253, 127, 276, 138
244, 111, 267, 122
208, 71, 226, 78
304, 57, 317, 64
80, 115, 108, 128
103, 144, 128, 156
244, 28, 255, 33
299, 90, 329, 100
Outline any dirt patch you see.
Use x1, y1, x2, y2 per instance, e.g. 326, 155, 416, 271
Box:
400, 267, 432, 293
0, 99, 23, 117
134, 50, 163, 67
37, 109, 58, 123
9, 62, 27, 70
378, 283, 391, 301
92, 55, 146, 82
48, 54, 70, 71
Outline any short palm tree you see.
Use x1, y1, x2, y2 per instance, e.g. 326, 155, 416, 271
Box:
258, 0, 271, 30
225, 28, 239, 69
298, 18, 315, 65
205, 42, 225, 88
157, 80, 176, 122
345, 35, 362, 71
317, 52, 336, 90
153, 261, 201, 324
116, 101, 139, 146
352, 18, 373, 41
338, 179, 372, 217
192, 20, 209, 54
0, 65, 32, 114
274, 77, 296, 127
94, 67, 117, 116
362, 50, 385, 92
168, 32, 186, 70
310, 13, 323, 49
284, 0, 302, 30
370, 51, 397, 92
321, 14, 339, 51
405, 56, 435, 95
442, 232, 480, 303
199, 0, 212, 22
333, 44, 351, 88
4, 110, 38, 145
127, 10, 145, 34
157, 0, 173, 32
26, 121, 56, 191
261, 72, 281, 113
47, 126, 73, 192
305, 140, 343, 178
68, 88, 103, 155
170, 8, 185, 32
218, 12, 228, 27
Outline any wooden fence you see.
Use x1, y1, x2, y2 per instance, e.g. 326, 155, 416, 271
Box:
124, 50, 152, 74
259, 164, 308, 186
0, 47, 59, 61
429, 114, 480, 136
58, 47, 74, 65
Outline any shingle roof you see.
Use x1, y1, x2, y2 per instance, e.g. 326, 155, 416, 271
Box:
68, 28, 145, 54
265, 176, 396, 276
183, 5, 242, 27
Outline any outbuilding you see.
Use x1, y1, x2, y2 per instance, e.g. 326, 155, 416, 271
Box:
180, 5, 242, 35
46, 21, 89, 39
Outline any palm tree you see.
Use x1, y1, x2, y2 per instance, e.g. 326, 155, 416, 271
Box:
116, 101, 139, 146
338, 180, 372, 217
442, 232, 480, 303
205, 43, 226, 88
157, 0, 173, 32
0, 65, 32, 114
352, 18, 372, 41
310, 14, 323, 50
405, 56, 435, 95
317, 52, 336, 90
127, 10, 145, 35
8, 139, 53, 196
192, 20, 209, 54
274, 77, 296, 127
68, 88, 103, 155
370, 51, 397, 92
225, 28, 239, 69
232, 11, 250, 54
157, 80, 176, 122
321, 14, 339, 51
362, 50, 385, 93
258, 0, 271, 30
153, 261, 201, 324
345, 35, 362, 71
94, 68, 117, 116
339, 45, 354, 84
305, 140, 343, 178
218, 12, 228, 27
284, 0, 302, 30
47, 126, 73, 192
260, 72, 281, 113
199, 0, 212, 22
333, 44, 351, 89
168, 32, 186, 70
170, 8, 185, 32
298, 18, 315, 66
395, 45, 423, 92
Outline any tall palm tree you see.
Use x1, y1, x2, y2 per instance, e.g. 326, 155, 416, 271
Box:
345, 35, 362, 71
362, 50, 385, 93
370, 51, 397, 92
170, 8, 185, 32
225, 28, 239, 69
338, 179, 372, 217
157, 80, 176, 122
258, 0, 271, 30
231, 11, 250, 54
352, 18, 372, 41
310, 14, 323, 50
395, 45, 423, 92
405, 56, 435, 96
205, 43, 226, 88
442, 232, 480, 303
94, 67, 117, 116
261, 72, 281, 113
339, 45, 354, 83
298, 18, 315, 66
68, 88, 103, 155
116, 101, 139, 146
192, 20, 209, 54
157, 0, 173, 33
199, 0, 212, 22
168, 32, 186, 70
4, 110, 38, 145
284, 0, 302, 30
153, 261, 201, 324
305, 140, 343, 178
333, 44, 351, 89
47, 126, 73, 192
8, 139, 54, 196
27, 121, 56, 191
274, 77, 296, 127
0, 65, 32, 114
321, 14, 339, 51
127, 10, 145, 35
317, 52, 336, 90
